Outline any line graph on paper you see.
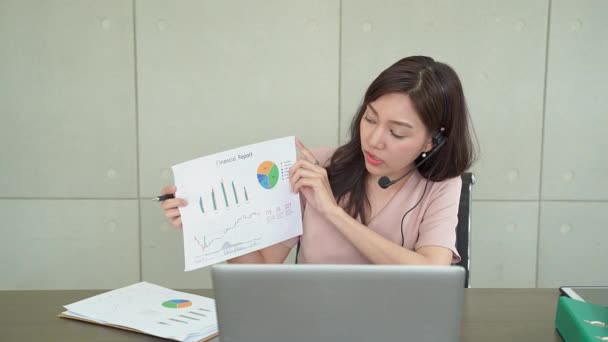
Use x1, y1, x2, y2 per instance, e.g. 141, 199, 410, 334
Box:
192, 211, 262, 258
191, 200, 298, 261
194, 238, 262, 261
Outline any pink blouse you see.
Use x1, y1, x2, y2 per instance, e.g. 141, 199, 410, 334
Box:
283, 147, 462, 264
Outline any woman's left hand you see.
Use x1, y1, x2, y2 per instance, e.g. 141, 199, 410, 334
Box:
289, 139, 339, 217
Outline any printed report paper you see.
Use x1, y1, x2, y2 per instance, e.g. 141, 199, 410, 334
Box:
172, 136, 302, 271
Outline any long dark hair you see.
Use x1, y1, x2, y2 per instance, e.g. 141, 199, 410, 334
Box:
327, 56, 476, 224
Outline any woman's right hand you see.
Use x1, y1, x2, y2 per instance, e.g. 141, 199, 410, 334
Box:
159, 185, 188, 228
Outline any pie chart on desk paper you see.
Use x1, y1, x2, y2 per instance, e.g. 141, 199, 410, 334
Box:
257, 161, 280, 189
162, 299, 192, 309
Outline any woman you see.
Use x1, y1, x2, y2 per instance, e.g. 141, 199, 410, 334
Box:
160, 55, 475, 266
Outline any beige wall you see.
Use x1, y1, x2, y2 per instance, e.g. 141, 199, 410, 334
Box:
1, 0, 606, 289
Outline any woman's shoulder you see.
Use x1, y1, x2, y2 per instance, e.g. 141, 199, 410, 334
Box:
434, 174, 462, 188
426, 174, 463, 201
310, 147, 337, 167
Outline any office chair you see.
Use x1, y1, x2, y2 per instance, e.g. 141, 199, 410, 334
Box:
294, 172, 475, 287
456, 172, 475, 288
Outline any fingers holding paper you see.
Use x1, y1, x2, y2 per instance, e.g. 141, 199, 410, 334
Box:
159, 185, 188, 228
290, 139, 338, 217
295, 138, 320, 165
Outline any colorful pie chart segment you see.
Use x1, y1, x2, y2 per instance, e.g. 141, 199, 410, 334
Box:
162, 299, 192, 309
257, 161, 279, 189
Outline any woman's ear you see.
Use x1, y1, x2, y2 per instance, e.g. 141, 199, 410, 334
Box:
423, 135, 434, 153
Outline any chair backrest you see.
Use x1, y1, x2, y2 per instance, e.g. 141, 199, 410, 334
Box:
295, 172, 476, 287
456, 172, 475, 288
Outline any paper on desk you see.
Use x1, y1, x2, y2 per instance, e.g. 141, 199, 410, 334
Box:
63, 282, 218, 342
172, 136, 303, 271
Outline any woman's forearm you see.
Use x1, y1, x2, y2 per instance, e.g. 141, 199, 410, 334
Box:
325, 206, 450, 265
227, 250, 265, 263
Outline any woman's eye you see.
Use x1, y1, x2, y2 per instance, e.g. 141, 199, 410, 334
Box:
390, 131, 405, 139
364, 116, 376, 124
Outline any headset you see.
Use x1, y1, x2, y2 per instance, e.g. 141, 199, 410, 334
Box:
377, 130, 447, 189
385, 64, 451, 246
379, 130, 447, 246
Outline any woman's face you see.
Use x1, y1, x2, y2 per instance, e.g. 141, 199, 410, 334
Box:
359, 92, 433, 184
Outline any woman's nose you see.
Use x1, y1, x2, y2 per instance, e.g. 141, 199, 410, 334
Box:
367, 126, 385, 149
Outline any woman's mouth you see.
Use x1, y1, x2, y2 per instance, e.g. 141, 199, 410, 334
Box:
365, 152, 384, 166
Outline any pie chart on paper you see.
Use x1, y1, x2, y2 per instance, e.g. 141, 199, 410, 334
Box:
257, 161, 280, 189
162, 299, 192, 309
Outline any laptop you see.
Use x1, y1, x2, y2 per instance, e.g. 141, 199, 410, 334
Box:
211, 264, 465, 342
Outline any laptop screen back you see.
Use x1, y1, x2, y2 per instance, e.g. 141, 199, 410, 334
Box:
211, 264, 465, 342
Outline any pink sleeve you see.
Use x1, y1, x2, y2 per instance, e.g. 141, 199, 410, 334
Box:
296, 146, 336, 215
280, 147, 335, 250
310, 147, 335, 167
280, 236, 300, 249
414, 176, 462, 263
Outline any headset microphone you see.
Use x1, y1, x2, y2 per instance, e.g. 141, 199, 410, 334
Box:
377, 131, 448, 189
378, 169, 416, 189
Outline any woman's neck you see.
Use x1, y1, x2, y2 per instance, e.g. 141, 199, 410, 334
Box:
366, 172, 411, 195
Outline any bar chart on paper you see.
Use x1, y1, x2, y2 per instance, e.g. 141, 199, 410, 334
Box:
196, 180, 250, 214
172, 136, 303, 271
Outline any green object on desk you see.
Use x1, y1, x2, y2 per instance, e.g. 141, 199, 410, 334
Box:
555, 296, 608, 341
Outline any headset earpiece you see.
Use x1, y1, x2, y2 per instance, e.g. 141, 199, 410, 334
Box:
432, 132, 448, 150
